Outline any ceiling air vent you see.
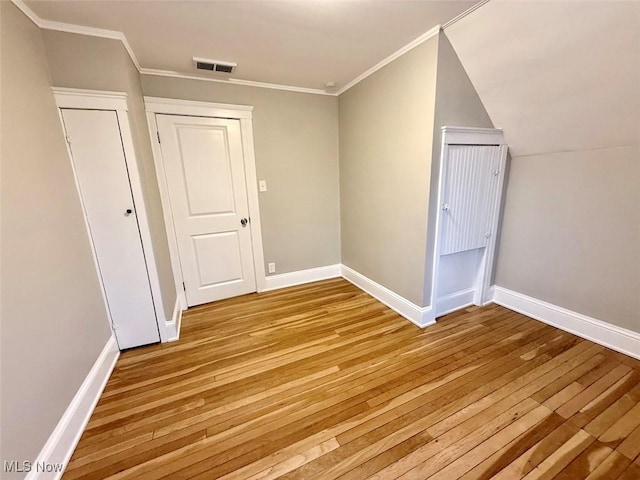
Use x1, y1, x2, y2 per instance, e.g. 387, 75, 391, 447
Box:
193, 57, 237, 74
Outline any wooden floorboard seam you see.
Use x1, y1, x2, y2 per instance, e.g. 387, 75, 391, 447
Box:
62, 279, 640, 480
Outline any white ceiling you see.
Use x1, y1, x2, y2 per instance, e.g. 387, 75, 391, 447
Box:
24, 0, 476, 92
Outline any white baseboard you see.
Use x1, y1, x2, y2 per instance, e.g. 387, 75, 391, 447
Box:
341, 265, 435, 327
436, 288, 475, 317
262, 264, 341, 292
164, 297, 183, 342
493, 286, 640, 360
27, 335, 120, 480
260, 263, 435, 328
483, 286, 495, 306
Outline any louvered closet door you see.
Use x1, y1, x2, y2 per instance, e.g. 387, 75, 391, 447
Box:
440, 145, 503, 256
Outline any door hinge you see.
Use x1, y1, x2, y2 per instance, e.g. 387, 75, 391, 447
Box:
65, 135, 73, 145
157, 131, 161, 144
182, 282, 186, 292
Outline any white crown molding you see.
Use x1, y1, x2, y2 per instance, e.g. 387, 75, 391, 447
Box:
493, 286, 640, 361
335, 24, 441, 96
11, 0, 142, 71
10, 0, 335, 97
442, 0, 491, 30
225, 77, 334, 96
139, 68, 335, 96
12, 0, 475, 99
10, 0, 39, 24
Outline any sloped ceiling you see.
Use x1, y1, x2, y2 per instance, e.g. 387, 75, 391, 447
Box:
445, 1, 639, 331
445, 1, 640, 157
24, 0, 475, 91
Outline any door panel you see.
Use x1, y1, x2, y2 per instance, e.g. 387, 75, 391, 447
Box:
436, 142, 507, 316
156, 114, 256, 306
192, 232, 244, 286
61, 109, 160, 349
179, 127, 236, 215
440, 145, 502, 255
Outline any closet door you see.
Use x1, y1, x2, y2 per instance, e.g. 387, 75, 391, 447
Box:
61, 109, 160, 349
435, 138, 508, 317
440, 145, 503, 255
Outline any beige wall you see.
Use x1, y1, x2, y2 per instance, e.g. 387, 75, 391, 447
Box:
0, 3, 112, 474
496, 147, 640, 332
339, 37, 439, 306
423, 32, 494, 303
42, 31, 177, 323
42, 30, 341, 281
446, 2, 639, 159
141, 75, 341, 274
41, 30, 130, 91
447, 2, 640, 332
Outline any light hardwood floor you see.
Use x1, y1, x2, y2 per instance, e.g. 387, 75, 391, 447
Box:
64, 278, 640, 479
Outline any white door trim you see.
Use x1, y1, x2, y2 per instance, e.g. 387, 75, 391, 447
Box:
144, 97, 266, 309
144, 96, 253, 118
52, 87, 168, 342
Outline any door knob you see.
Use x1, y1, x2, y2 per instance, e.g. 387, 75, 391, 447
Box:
240, 218, 248, 227
124, 208, 133, 216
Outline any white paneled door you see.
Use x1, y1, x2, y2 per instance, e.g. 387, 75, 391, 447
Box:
61, 109, 160, 349
156, 115, 256, 307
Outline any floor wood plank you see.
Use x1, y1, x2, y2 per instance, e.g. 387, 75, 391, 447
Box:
62, 279, 640, 480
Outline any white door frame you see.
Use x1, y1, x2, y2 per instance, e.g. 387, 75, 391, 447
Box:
52, 87, 168, 342
429, 126, 508, 318
144, 96, 266, 310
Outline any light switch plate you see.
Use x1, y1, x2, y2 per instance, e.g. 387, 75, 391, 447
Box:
259, 180, 268, 192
